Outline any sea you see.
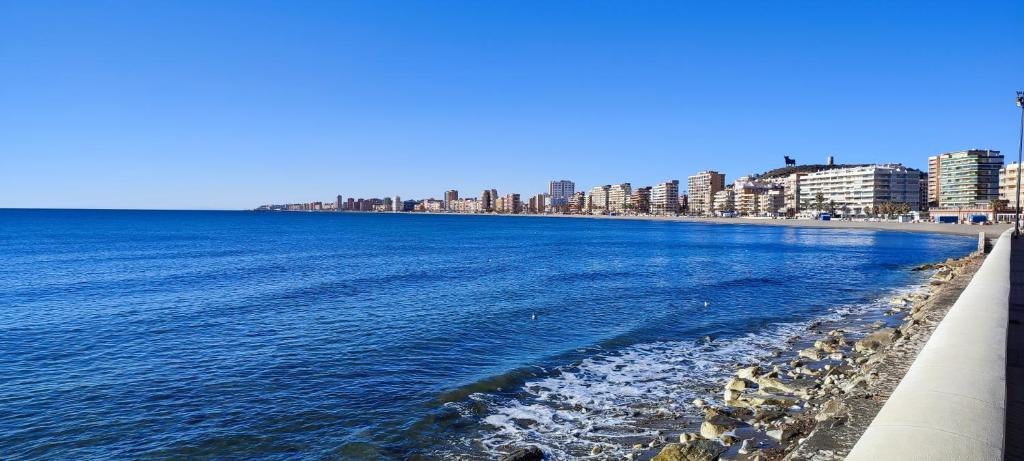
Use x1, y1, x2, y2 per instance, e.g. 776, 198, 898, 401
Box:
0, 209, 977, 460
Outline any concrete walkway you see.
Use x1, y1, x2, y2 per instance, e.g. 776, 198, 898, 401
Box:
1007, 235, 1024, 456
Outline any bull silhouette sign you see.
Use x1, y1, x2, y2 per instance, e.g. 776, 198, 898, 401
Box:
784, 156, 796, 166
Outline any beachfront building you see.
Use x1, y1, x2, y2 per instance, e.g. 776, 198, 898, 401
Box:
1000, 162, 1021, 211
393, 195, 402, 211
607, 183, 632, 213
568, 191, 586, 214
444, 190, 459, 209
548, 180, 575, 209
630, 186, 652, 214
498, 193, 521, 214
799, 164, 924, 216
480, 189, 493, 212
713, 188, 735, 215
650, 180, 680, 215
928, 149, 1003, 208
783, 172, 807, 213
527, 193, 547, 213
687, 171, 725, 215
588, 185, 611, 213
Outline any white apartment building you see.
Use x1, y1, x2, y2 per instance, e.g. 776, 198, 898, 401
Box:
999, 162, 1021, 210
799, 164, 924, 216
713, 188, 735, 214
548, 180, 575, 207
607, 183, 632, 213
588, 185, 610, 213
650, 180, 680, 215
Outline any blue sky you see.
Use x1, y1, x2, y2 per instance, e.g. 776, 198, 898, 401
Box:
2, 1, 1022, 209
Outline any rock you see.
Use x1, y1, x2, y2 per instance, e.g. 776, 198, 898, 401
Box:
633, 443, 645, 449
752, 375, 798, 394
727, 393, 799, 409
499, 446, 544, 461
590, 445, 602, 456
814, 397, 849, 423
814, 339, 839, 353
739, 438, 755, 454
799, 347, 823, 361
736, 366, 760, 380
652, 440, 727, 461
700, 414, 739, 439
720, 435, 738, 445
692, 398, 708, 408
679, 432, 701, 443
724, 377, 747, 391
766, 426, 798, 443
855, 328, 900, 353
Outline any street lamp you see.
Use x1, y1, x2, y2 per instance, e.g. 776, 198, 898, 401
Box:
1016, 91, 1024, 237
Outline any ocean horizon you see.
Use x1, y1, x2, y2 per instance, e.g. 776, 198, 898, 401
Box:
0, 209, 977, 459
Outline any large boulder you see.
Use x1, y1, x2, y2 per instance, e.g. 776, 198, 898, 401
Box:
498, 446, 544, 461
652, 440, 726, 461
798, 347, 823, 361
700, 414, 739, 439
854, 328, 900, 353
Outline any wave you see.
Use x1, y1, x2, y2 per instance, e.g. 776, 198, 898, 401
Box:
428, 279, 931, 460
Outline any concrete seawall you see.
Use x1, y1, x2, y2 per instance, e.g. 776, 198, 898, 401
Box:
846, 228, 1013, 460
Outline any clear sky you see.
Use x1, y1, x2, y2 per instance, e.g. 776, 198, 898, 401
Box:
2, 1, 1022, 209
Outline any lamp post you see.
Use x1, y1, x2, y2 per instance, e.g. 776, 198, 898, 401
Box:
1016, 91, 1024, 237
1015, 89, 1024, 235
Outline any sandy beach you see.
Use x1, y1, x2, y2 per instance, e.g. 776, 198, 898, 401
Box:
478, 213, 1013, 239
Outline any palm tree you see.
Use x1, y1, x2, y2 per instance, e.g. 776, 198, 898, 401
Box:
814, 192, 826, 212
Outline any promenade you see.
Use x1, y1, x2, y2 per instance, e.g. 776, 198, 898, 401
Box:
1008, 235, 1024, 455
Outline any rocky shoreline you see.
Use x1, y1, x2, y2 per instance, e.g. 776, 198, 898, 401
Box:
643, 253, 984, 461
498, 251, 984, 461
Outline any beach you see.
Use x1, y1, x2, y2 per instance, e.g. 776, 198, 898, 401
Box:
474, 212, 1013, 239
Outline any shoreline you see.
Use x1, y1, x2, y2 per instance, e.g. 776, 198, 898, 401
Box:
464, 212, 1012, 239
283, 210, 1012, 239
628, 251, 985, 461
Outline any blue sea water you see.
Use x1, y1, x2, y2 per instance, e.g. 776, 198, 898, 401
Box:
0, 210, 976, 460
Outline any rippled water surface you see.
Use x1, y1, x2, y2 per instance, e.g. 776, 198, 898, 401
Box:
0, 210, 976, 459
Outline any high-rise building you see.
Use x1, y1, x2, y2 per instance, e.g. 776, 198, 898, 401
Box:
650, 180, 680, 215
502, 193, 521, 214
480, 190, 492, 212
548, 180, 575, 207
533, 193, 547, 213
999, 162, 1021, 211
713, 188, 735, 214
336, 195, 343, 211
569, 191, 586, 214
630, 186, 652, 214
687, 171, 726, 215
444, 190, 459, 209
393, 195, 402, 211
799, 164, 924, 215
588, 185, 611, 213
346, 197, 355, 211
607, 183, 632, 213
928, 149, 1003, 208
783, 172, 808, 213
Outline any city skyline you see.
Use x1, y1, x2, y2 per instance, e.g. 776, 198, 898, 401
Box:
2, 1, 1023, 209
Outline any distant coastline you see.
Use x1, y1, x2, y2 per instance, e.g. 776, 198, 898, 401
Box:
260, 209, 1013, 238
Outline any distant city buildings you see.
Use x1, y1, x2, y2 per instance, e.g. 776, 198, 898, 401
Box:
256, 148, 1015, 224
687, 171, 725, 215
